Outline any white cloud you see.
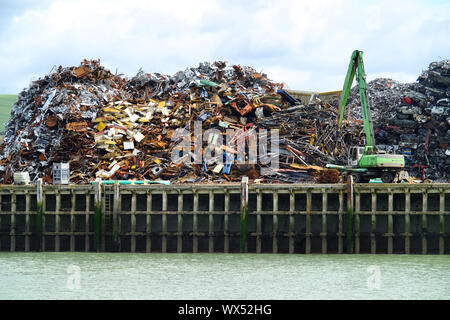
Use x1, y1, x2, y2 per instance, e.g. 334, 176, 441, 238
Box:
0, 0, 449, 93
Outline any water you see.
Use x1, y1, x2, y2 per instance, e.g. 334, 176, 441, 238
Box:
0, 253, 449, 300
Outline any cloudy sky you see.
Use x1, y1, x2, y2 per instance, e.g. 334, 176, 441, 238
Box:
0, 0, 449, 94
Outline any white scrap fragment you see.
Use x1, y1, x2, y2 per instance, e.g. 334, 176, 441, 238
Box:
123, 141, 134, 150
212, 164, 224, 173
129, 114, 140, 122
124, 107, 133, 117
160, 107, 170, 116
132, 148, 141, 156
108, 160, 117, 169
133, 132, 145, 143
108, 164, 121, 177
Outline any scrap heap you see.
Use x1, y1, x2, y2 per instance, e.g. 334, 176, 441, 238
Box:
0, 60, 362, 184
346, 78, 412, 122
0, 60, 130, 183
366, 61, 450, 181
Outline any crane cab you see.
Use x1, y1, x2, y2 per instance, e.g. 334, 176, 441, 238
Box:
348, 146, 365, 166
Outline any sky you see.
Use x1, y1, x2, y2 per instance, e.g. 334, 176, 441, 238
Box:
0, 0, 449, 94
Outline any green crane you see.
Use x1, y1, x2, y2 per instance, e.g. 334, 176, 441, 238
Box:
335, 50, 405, 183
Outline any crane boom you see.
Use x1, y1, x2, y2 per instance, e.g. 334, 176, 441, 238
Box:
337, 50, 376, 154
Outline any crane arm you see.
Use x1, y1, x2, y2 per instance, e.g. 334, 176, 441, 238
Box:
337, 50, 358, 127
337, 50, 376, 154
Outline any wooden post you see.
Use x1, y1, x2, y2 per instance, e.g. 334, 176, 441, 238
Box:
131, 191, 136, 253
354, 191, 360, 254
93, 178, 102, 252
113, 180, 120, 251
439, 191, 445, 255
306, 191, 311, 254
162, 191, 167, 253
25, 192, 31, 252
322, 191, 327, 254
387, 190, 393, 254
371, 193, 377, 254
55, 191, 60, 252
256, 190, 262, 254
422, 191, 427, 254
70, 193, 75, 252
10, 192, 16, 252
177, 192, 183, 253
289, 191, 294, 254
338, 191, 344, 254
224, 190, 229, 253
209, 191, 214, 253
36, 178, 44, 251
346, 175, 354, 254
146, 191, 152, 253
404, 191, 411, 254
240, 177, 249, 253
85, 192, 90, 252
193, 190, 198, 253
273, 192, 279, 254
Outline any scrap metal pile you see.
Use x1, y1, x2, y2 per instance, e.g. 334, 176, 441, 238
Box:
0, 60, 363, 184
368, 60, 450, 181
0, 60, 131, 184
346, 78, 412, 122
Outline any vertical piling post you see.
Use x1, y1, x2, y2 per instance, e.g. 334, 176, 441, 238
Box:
25, 192, 30, 252
272, 191, 279, 254
131, 191, 136, 253
338, 191, 344, 254
256, 190, 262, 254
93, 178, 102, 252
85, 192, 90, 252
404, 191, 411, 254
70, 192, 75, 252
371, 193, 377, 254
306, 190, 311, 254
321, 191, 327, 254
439, 191, 445, 255
177, 192, 183, 253
354, 191, 360, 254
422, 191, 428, 254
146, 191, 152, 253
346, 176, 354, 254
209, 190, 214, 253
113, 181, 120, 251
55, 191, 60, 252
193, 190, 198, 253
240, 177, 249, 253
162, 190, 167, 253
387, 190, 394, 254
289, 191, 294, 254
10, 192, 16, 252
36, 178, 44, 251
224, 190, 229, 253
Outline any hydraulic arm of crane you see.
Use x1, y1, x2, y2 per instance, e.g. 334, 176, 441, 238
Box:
337, 50, 376, 155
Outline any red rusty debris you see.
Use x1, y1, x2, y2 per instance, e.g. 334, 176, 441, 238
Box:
65, 122, 89, 132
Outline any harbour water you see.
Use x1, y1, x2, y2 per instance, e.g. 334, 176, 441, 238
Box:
0, 253, 449, 300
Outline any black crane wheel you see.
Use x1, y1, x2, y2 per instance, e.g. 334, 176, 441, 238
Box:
381, 172, 394, 183
349, 173, 361, 183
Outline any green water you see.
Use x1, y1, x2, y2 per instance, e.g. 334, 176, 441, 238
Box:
0, 253, 449, 300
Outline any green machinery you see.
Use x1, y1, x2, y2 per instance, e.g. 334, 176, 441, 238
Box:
333, 50, 405, 183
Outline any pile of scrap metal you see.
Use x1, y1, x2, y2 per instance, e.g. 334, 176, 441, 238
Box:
0, 60, 130, 184
346, 78, 412, 123
370, 60, 450, 181
0, 59, 365, 184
